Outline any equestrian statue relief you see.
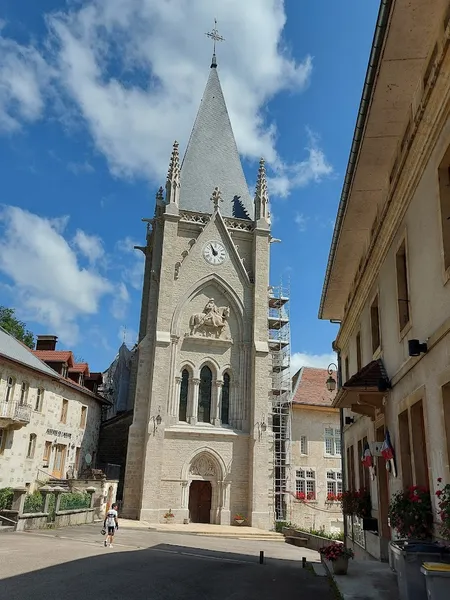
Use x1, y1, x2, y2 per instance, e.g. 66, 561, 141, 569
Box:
189, 298, 230, 337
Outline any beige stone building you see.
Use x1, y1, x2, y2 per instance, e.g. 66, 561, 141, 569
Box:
122, 50, 277, 529
0, 330, 107, 490
319, 0, 450, 559
288, 367, 343, 533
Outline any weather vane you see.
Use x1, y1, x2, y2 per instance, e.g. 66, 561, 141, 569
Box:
205, 19, 224, 66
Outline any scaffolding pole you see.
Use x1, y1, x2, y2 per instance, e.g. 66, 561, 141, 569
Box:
268, 280, 292, 522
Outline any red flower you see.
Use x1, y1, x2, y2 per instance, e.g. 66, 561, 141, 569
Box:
438, 478, 443, 483
436, 490, 443, 498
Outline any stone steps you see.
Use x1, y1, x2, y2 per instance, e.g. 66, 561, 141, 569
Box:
0, 526, 15, 533
285, 535, 308, 548
198, 532, 285, 542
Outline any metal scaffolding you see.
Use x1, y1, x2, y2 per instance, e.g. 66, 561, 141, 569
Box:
268, 281, 292, 522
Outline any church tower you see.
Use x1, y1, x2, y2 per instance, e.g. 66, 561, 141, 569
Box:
122, 41, 274, 529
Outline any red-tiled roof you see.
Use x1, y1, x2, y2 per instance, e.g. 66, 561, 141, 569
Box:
69, 363, 90, 375
292, 367, 336, 407
32, 350, 74, 366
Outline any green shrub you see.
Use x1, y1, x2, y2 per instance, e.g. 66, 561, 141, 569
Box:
23, 491, 44, 514
0, 487, 13, 510
59, 492, 91, 511
275, 520, 292, 533
296, 525, 344, 541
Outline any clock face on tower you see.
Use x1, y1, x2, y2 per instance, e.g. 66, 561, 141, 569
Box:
203, 241, 227, 265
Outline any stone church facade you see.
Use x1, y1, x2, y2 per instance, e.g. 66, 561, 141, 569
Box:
122, 53, 275, 529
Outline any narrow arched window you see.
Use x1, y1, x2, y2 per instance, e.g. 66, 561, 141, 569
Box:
221, 373, 230, 425
198, 366, 212, 423
179, 369, 189, 422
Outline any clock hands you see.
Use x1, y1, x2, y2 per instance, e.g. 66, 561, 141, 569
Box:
210, 244, 218, 257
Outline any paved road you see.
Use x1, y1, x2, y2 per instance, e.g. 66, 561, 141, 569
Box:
0, 525, 336, 599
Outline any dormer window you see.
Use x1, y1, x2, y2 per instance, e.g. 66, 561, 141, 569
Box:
62, 364, 68, 378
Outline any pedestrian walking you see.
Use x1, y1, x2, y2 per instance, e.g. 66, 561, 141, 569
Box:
103, 502, 119, 548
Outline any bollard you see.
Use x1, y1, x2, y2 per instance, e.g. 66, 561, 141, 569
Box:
302, 557, 306, 568
259, 550, 264, 564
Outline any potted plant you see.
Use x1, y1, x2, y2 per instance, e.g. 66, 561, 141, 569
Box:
164, 509, 175, 523
234, 513, 245, 525
388, 486, 433, 539
319, 542, 354, 575
435, 478, 450, 540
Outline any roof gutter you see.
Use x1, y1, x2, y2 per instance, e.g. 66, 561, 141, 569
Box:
318, 0, 394, 320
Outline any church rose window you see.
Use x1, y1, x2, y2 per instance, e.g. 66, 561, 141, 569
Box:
179, 369, 189, 422
198, 366, 212, 423
221, 373, 230, 425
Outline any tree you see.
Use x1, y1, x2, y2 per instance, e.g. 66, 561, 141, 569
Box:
0, 306, 35, 349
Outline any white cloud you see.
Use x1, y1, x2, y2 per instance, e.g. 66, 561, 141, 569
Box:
111, 282, 130, 320
115, 236, 144, 290
0, 2, 331, 196
67, 160, 94, 174
268, 129, 333, 197
73, 229, 105, 265
0, 28, 52, 132
0, 206, 112, 344
291, 351, 337, 375
295, 213, 307, 232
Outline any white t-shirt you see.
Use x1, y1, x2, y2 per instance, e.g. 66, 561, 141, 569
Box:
106, 509, 118, 527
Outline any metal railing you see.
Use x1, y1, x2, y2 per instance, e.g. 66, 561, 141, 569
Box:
0, 401, 32, 423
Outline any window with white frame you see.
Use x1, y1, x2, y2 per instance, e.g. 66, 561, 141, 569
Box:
300, 435, 308, 455
5, 377, 15, 402
296, 468, 316, 500
326, 470, 343, 500
324, 427, 341, 456
20, 382, 29, 405
27, 433, 37, 459
35, 389, 44, 412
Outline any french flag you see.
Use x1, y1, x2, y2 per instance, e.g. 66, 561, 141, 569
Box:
361, 441, 373, 468
381, 429, 394, 461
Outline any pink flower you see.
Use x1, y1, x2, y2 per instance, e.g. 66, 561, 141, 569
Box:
438, 478, 443, 483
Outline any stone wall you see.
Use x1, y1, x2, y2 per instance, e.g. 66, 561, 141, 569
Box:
290, 405, 344, 533
0, 360, 103, 490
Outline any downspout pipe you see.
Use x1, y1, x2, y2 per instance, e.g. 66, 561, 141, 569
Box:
318, 0, 393, 319
333, 345, 348, 545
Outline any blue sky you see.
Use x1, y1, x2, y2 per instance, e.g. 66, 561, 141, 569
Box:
0, 0, 379, 372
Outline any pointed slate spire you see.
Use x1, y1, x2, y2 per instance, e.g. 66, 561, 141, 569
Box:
254, 158, 270, 223
166, 141, 180, 206
179, 66, 253, 218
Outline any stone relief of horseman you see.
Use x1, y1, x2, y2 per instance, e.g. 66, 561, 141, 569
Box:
189, 298, 230, 337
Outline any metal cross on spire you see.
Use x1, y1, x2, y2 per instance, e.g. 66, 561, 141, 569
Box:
205, 18, 224, 68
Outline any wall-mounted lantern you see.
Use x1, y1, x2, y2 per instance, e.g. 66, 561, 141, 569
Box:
325, 363, 338, 392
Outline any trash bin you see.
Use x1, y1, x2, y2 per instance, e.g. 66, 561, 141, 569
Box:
420, 563, 450, 599
390, 541, 450, 600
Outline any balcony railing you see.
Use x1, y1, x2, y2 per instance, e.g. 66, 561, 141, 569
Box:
0, 401, 32, 424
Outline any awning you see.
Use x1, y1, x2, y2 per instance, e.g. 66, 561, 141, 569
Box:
332, 359, 391, 420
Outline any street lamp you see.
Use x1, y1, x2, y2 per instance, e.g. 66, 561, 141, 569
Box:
326, 363, 338, 392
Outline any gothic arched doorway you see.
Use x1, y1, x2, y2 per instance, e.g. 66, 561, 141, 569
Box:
188, 481, 212, 523
182, 450, 228, 524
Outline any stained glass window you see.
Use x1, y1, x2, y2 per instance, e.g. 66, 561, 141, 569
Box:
198, 366, 212, 423
179, 369, 189, 422
221, 373, 230, 425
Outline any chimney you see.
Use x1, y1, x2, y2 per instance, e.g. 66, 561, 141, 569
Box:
36, 335, 58, 351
